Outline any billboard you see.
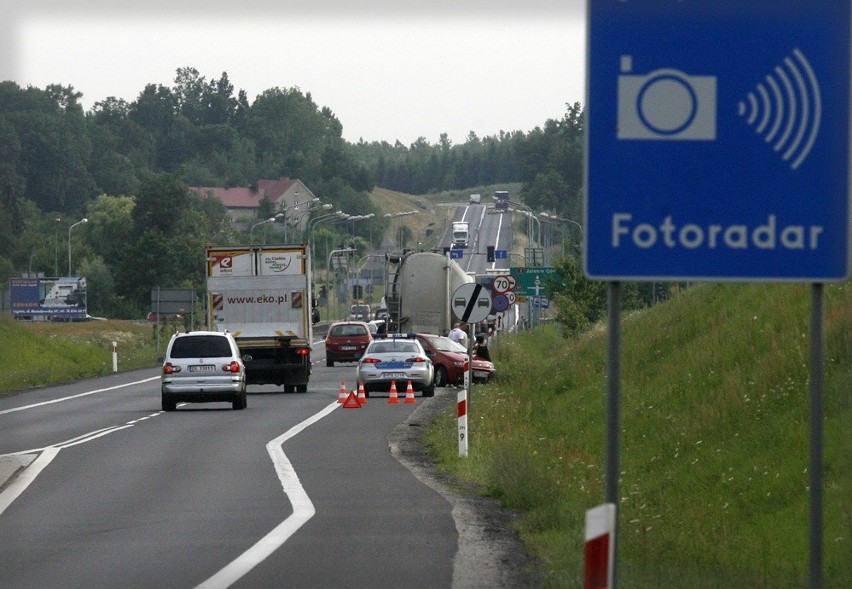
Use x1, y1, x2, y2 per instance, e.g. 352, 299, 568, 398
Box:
10, 277, 87, 318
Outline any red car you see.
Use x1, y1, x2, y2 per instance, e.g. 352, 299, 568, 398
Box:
325, 321, 373, 366
415, 333, 495, 387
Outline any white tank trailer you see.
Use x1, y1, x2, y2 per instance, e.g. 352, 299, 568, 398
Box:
385, 251, 473, 335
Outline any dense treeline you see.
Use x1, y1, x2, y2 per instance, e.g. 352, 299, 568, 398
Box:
0, 68, 379, 317
0, 66, 613, 323
352, 102, 585, 221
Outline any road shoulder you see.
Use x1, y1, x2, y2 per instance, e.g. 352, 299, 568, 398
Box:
388, 388, 542, 588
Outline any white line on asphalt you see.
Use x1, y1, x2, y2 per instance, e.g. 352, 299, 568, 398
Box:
0, 377, 160, 416
195, 400, 341, 589
0, 447, 60, 516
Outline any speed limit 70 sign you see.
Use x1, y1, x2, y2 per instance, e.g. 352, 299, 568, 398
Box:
491, 275, 516, 294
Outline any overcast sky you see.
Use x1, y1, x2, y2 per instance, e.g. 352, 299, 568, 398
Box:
2, 0, 586, 146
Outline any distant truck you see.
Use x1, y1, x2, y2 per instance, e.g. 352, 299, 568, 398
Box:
469, 193, 481, 204
348, 302, 371, 322
385, 251, 474, 335
206, 244, 315, 392
452, 221, 470, 248
494, 190, 509, 211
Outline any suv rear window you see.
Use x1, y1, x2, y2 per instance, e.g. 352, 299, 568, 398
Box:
170, 335, 233, 358
330, 324, 368, 337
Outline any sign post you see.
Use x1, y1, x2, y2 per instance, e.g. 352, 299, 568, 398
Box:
586, 2, 850, 587
451, 283, 493, 458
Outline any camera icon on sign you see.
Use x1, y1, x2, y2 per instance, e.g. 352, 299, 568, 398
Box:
617, 55, 717, 141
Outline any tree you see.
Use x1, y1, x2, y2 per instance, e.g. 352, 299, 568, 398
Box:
132, 173, 190, 236
549, 253, 644, 338
77, 255, 115, 317
85, 194, 136, 266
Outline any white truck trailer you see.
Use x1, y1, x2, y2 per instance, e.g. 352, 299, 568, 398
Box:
452, 221, 470, 248
206, 244, 315, 392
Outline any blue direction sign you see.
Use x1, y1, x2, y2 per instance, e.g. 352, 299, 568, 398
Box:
585, 1, 850, 281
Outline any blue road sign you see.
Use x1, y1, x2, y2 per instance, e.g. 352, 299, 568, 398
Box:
450, 249, 464, 260
585, 1, 850, 281
495, 250, 508, 260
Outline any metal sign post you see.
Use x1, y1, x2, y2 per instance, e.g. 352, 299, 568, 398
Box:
451, 283, 493, 458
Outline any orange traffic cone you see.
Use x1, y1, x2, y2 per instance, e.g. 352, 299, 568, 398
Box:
388, 380, 400, 404
404, 380, 416, 404
357, 381, 367, 404
338, 381, 347, 403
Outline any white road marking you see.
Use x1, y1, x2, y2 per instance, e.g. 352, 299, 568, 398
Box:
1, 372, 340, 587
195, 400, 341, 589
0, 447, 60, 516
0, 376, 160, 415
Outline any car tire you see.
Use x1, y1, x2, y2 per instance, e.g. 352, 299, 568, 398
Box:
162, 394, 176, 412
326, 357, 334, 367
296, 384, 307, 393
423, 385, 435, 398
433, 366, 448, 388
232, 396, 242, 410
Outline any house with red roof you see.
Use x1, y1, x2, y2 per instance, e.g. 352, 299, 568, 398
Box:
190, 178, 319, 224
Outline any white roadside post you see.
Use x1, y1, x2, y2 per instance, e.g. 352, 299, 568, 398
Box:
457, 386, 468, 458
111, 341, 118, 372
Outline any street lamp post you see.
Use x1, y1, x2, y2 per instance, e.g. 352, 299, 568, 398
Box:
54, 217, 62, 276
281, 197, 320, 242
383, 210, 417, 250
540, 213, 583, 260
68, 218, 88, 275
290, 203, 333, 242
326, 246, 357, 320
309, 211, 349, 300
250, 214, 283, 244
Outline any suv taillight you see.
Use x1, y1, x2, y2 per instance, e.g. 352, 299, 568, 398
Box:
407, 356, 428, 363
223, 361, 241, 373
163, 362, 180, 374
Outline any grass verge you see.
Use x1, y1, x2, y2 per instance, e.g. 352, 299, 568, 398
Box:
427, 281, 851, 587
0, 317, 160, 394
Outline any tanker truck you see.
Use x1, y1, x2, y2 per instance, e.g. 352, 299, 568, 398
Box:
384, 251, 473, 335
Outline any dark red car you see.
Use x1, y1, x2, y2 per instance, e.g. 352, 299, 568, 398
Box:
324, 321, 372, 366
415, 333, 495, 387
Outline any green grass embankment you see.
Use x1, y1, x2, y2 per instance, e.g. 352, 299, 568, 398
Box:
427, 281, 851, 588
0, 317, 160, 393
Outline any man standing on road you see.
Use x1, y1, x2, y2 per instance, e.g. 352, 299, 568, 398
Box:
449, 322, 468, 348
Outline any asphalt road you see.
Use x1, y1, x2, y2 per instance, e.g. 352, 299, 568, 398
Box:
0, 344, 536, 588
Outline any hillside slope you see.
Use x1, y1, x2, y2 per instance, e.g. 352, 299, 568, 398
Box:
428, 281, 851, 588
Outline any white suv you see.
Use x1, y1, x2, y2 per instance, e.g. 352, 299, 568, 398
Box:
160, 331, 247, 411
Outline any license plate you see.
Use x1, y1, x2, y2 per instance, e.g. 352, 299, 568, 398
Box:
189, 365, 215, 372
473, 371, 489, 378
340, 345, 356, 351
383, 372, 406, 379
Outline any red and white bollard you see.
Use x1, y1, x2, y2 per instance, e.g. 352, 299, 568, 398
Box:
584, 503, 616, 589
457, 386, 468, 458
111, 341, 118, 373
